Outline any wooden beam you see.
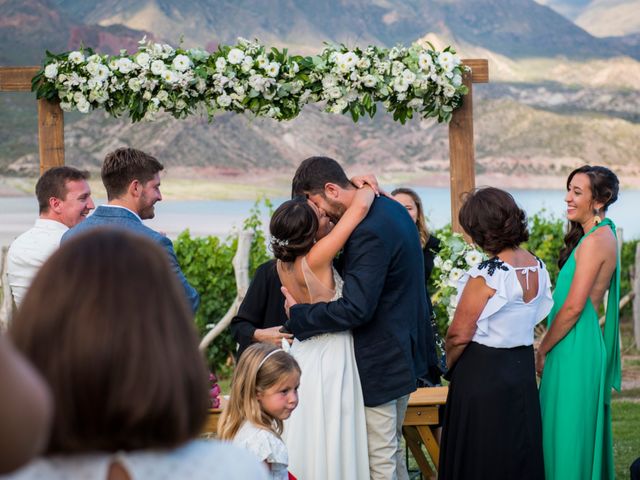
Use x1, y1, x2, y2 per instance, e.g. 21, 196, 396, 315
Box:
448, 70, 476, 235
0, 67, 40, 92
462, 59, 489, 84
37, 99, 65, 173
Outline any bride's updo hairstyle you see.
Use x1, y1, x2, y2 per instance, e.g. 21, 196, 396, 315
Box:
559, 165, 619, 268
269, 196, 319, 262
458, 187, 529, 256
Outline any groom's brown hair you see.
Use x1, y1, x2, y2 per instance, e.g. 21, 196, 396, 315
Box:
291, 156, 351, 198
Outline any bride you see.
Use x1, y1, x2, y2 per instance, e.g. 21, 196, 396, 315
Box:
269, 185, 374, 480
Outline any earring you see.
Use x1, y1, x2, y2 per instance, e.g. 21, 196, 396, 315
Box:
593, 209, 602, 225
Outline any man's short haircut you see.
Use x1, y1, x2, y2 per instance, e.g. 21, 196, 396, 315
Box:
291, 156, 351, 198
101, 147, 164, 200
36, 166, 90, 214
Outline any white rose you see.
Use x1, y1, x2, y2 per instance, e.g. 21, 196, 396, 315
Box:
393, 76, 409, 93
418, 53, 433, 71
60, 101, 72, 111
402, 69, 416, 84
227, 48, 245, 65
438, 51, 455, 73
95, 65, 110, 82
142, 90, 152, 100
175, 99, 187, 110
357, 57, 371, 69
442, 259, 453, 272
86, 62, 100, 76
217, 94, 232, 107
256, 55, 268, 69
215, 57, 227, 72
68, 51, 85, 64
448, 268, 464, 285
87, 54, 101, 63
128, 78, 142, 92
57, 74, 67, 82
151, 60, 166, 76
157, 90, 169, 102
162, 70, 178, 84
241, 55, 253, 72
76, 98, 90, 113
136, 52, 151, 68
172, 54, 191, 72
326, 86, 342, 99
465, 250, 483, 267
443, 84, 456, 97
73, 92, 85, 103
266, 62, 280, 77
362, 75, 377, 88
44, 63, 58, 79
116, 58, 135, 74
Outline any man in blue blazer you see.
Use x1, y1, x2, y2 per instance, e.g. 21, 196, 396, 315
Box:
283, 156, 435, 480
62, 147, 199, 312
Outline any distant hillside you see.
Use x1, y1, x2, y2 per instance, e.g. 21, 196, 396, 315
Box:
575, 0, 640, 37
0, 0, 151, 66
45, 0, 639, 59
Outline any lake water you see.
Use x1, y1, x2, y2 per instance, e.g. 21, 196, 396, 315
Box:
1, 187, 638, 247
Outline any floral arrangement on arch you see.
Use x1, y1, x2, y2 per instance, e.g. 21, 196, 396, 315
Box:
431, 227, 485, 325
32, 37, 469, 124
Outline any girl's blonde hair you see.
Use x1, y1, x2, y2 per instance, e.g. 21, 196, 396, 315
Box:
218, 343, 301, 440
391, 187, 430, 248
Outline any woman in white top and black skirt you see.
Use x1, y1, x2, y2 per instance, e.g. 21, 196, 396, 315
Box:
438, 187, 553, 480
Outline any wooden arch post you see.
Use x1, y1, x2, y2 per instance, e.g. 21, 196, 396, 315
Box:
0, 67, 64, 174
1, 59, 488, 226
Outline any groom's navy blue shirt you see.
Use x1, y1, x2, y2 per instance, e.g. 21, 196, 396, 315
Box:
287, 196, 434, 407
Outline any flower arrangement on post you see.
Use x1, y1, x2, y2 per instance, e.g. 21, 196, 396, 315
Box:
431, 226, 485, 328
32, 37, 469, 124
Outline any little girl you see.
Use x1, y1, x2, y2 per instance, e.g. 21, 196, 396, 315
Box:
218, 343, 301, 480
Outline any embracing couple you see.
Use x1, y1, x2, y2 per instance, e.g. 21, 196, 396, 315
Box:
270, 156, 436, 480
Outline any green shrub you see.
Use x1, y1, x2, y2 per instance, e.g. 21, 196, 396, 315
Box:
175, 198, 272, 373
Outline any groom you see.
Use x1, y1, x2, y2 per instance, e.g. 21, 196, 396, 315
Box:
284, 156, 433, 480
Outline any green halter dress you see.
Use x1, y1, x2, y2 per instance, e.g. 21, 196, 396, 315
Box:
539, 218, 621, 479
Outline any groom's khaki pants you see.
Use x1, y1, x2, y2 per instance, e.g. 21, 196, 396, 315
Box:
365, 394, 410, 480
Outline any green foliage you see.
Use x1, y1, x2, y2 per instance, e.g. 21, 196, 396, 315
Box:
620, 239, 639, 317
521, 210, 565, 288
175, 198, 273, 373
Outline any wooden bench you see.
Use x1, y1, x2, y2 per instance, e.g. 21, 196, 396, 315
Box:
203, 386, 448, 477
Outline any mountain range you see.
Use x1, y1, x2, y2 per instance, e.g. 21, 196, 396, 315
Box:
0, 0, 639, 185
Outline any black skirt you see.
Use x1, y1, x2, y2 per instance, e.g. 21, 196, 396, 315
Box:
439, 342, 544, 480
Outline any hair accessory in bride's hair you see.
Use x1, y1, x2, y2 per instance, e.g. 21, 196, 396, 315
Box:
271, 237, 289, 247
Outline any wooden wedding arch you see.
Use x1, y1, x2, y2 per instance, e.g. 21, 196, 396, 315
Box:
0, 59, 488, 232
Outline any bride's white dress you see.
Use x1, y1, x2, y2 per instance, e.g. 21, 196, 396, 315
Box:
281, 258, 369, 480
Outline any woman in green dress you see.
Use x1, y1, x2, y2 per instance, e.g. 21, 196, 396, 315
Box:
537, 165, 621, 480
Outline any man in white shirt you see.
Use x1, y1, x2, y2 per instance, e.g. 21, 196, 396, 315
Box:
7, 167, 94, 307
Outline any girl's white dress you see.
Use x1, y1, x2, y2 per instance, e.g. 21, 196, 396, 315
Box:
282, 258, 369, 480
233, 421, 289, 480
